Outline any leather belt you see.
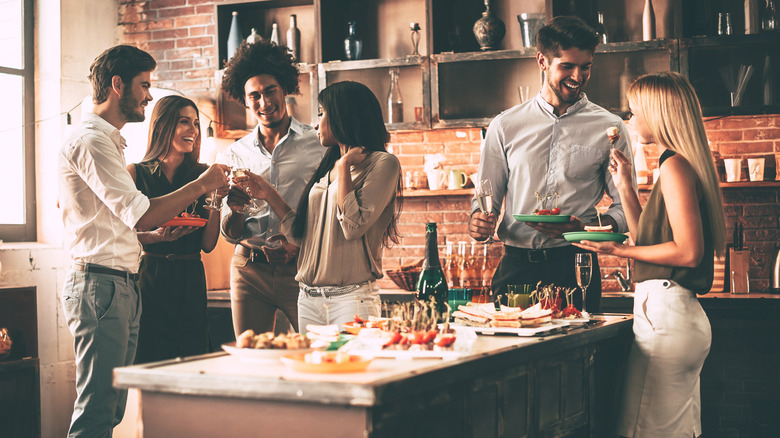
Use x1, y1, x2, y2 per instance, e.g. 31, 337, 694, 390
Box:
301, 281, 370, 298
504, 245, 578, 263
72, 263, 139, 281
235, 244, 268, 264
142, 251, 201, 261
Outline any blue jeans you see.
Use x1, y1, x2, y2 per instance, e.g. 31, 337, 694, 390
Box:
62, 267, 141, 438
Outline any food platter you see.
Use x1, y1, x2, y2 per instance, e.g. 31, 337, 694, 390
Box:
513, 214, 571, 223
562, 231, 628, 243
222, 342, 311, 363
450, 320, 570, 336
279, 353, 373, 373
161, 217, 208, 228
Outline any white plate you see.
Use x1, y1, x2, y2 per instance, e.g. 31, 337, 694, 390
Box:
345, 348, 465, 360
222, 342, 311, 363
556, 317, 590, 326
450, 320, 570, 336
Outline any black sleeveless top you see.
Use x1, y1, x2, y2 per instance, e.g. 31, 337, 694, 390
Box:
133, 159, 209, 255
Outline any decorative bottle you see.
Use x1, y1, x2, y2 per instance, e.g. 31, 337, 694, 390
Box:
270, 22, 280, 45
286, 14, 301, 61
416, 223, 449, 319
480, 244, 495, 291
762, 0, 777, 31
344, 21, 363, 60
764, 54, 774, 105
643, 0, 656, 40
619, 58, 633, 112
227, 11, 243, 61
595, 11, 608, 43
246, 28, 261, 44
473, 0, 506, 50
444, 241, 461, 288
387, 67, 403, 123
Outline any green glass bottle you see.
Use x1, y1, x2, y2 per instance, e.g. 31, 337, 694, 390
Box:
416, 222, 449, 320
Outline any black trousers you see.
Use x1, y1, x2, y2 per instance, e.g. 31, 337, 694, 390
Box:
491, 245, 602, 313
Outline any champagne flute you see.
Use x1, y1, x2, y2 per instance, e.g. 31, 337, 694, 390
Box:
226, 152, 261, 214
204, 151, 229, 210
575, 253, 593, 317
475, 179, 495, 244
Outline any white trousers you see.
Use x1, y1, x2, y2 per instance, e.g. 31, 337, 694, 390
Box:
297, 280, 381, 334
617, 279, 711, 438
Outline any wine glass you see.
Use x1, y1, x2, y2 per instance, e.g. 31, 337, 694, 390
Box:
204, 152, 229, 210
575, 253, 593, 317
225, 152, 261, 214
475, 179, 495, 244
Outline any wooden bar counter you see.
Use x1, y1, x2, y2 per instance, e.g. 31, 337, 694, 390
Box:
115, 315, 632, 438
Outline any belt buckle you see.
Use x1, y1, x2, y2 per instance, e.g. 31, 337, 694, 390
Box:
528, 249, 548, 263
249, 249, 259, 263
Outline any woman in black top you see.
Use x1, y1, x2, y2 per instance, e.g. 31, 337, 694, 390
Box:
127, 95, 228, 363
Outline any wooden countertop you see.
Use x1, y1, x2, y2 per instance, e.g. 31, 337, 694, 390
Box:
114, 315, 632, 406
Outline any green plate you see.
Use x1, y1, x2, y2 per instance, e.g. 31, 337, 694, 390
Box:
514, 214, 571, 223
562, 231, 628, 243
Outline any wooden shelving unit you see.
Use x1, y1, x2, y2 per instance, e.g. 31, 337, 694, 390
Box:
213, 0, 780, 134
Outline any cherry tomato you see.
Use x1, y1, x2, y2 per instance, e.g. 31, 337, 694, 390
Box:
436, 334, 456, 348
354, 315, 365, 324
537, 209, 551, 215
550, 207, 561, 215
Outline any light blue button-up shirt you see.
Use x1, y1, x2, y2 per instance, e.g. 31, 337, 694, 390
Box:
473, 93, 635, 249
220, 118, 324, 248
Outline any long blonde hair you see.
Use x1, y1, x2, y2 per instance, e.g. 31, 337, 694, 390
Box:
627, 71, 726, 256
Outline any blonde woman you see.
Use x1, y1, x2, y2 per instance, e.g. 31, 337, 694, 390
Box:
574, 71, 725, 437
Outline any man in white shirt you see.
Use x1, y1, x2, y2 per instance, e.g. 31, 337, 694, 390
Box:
469, 17, 636, 313
58, 45, 229, 438
219, 41, 323, 336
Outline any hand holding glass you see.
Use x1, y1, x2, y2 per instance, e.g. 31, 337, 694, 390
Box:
475, 179, 495, 244
225, 152, 261, 214
575, 253, 592, 317
205, 152, 229, 210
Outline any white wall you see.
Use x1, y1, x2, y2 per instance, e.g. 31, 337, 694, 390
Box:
0, 1, 121, 437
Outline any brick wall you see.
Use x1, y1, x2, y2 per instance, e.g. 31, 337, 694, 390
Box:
118, 1, 780, 292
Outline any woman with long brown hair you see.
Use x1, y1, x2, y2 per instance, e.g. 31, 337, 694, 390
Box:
574, 71, 725, 436
127, 95, 228, 362
237, 81, 402, 333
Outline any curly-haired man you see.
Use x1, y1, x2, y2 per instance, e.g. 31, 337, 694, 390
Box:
220, 41, 323, 335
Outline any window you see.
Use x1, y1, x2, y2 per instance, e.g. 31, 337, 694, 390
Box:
0, 0, 34, 241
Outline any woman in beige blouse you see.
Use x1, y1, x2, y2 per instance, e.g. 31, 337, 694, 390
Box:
239, 81, 402, 333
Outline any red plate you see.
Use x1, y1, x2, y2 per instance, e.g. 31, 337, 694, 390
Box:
160, 217, 208, 228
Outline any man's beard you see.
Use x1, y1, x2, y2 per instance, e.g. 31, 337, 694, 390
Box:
119, 88, 145, 123
547, 75, 583, 105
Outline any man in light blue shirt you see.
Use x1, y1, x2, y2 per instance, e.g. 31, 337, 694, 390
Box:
220, 41, 324, 336
469, 16, 635, 312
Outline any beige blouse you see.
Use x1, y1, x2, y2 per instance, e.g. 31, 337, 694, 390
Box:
280, 151, 401, 286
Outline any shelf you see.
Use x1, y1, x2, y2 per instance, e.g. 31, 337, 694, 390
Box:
720, 181, 780, 189
319, 57, 430, 131
403, 188, 474, 198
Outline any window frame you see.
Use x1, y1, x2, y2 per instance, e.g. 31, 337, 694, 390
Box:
0, 0, 35, 242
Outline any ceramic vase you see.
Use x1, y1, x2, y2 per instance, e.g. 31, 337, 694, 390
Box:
473, 0, 505, 51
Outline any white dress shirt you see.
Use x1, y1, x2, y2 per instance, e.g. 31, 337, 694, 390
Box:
59, 113, 150, 272
220, 118, 324, 248
474, 93, 635, 249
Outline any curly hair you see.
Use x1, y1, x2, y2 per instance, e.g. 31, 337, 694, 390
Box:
221, 41, 300, 105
